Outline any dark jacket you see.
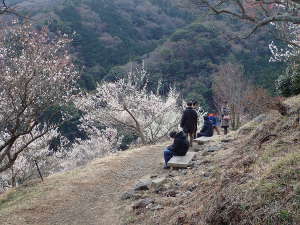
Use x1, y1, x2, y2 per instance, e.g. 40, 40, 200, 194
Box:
168, 131, 189, 156
198, 117, 213, 137
180, 107, 198, 133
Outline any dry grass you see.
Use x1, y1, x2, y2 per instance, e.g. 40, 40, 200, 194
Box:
123, 95, 300, 225
195, 99, 300, 225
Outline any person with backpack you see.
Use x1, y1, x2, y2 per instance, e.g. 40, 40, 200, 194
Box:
163, 131, 189, 169
180, 102, 198, 146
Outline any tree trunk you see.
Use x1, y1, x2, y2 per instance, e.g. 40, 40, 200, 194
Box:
124, 105, 147, 144
11, 166, 16, 188
231, 104, 236, 130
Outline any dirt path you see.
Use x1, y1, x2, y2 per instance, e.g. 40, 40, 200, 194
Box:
0, 143, 169, 225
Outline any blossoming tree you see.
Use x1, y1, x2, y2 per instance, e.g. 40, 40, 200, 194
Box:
57, 127, 121, 171
76, 66, 183, 145
268, 23, 300, 96
0, 23, 79, 173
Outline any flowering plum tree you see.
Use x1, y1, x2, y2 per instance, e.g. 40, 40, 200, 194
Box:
57, 127, 121, 171
76, 66, 183, 145
0, 23, 79, 173
268, 23, 300, 96
2, 130, 59, 187
0, 127, 121, 191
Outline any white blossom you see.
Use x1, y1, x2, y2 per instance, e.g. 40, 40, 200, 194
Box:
0, 23, 79, 173
76, 65, 183, 144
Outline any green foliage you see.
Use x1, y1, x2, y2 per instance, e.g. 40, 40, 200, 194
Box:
46, 0, 194, 90
277, 63, 300, 97
141, 17, 285, 109
44, 0, 286, 108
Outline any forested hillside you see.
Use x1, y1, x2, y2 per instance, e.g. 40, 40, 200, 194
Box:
11, 0, 285, 102
119, 15, 285, 108
17, 0, 194, 90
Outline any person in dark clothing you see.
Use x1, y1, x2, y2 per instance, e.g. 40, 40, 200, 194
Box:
192, 100, 199, 138
197, 116, 213, 138
180, 102, 198, 146
163, 131, 189, 169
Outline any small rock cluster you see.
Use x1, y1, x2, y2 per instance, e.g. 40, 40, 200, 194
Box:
120, 135, 236, 220
121, 174, 169, 211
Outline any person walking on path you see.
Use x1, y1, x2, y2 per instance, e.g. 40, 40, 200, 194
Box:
163, 131, 189, 169
180, 102, 198, 146
221, 101, 230, 135
197, 115, 213, 137
208, 113, 220, 135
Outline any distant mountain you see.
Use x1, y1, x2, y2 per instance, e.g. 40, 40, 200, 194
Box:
10, 0, 285, 107
117, 15, 285, 108
11, 0, 194, 90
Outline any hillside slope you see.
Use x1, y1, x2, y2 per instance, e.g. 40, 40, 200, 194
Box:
12, 0, 194, 90
1, 94, 299, 225
123, 95, 300, 225
118, 15, 285, 108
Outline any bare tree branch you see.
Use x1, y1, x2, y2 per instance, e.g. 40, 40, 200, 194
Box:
187, 0, 300, 41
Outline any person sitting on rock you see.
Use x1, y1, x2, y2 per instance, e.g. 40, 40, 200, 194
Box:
163, 131, 189, 169
197, 115, 213, 138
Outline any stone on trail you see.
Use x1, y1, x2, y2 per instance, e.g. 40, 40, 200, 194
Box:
120, 190, 142, 200
206, 146, 219, 152
134, 179, 152, 191
134, 175, 167, 191
132, 198, 154, 209
151, 177, 167, 187
221, 137, 234, 143
149, 204, 164, 211
194, 136, 215, 145
168, 152, 196, 168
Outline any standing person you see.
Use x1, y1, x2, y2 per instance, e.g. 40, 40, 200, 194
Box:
163, 131, 189, 169
192, 100, 199, 138
197, 115, 213, 137
208, 113, 220, 135
180, 102, 198, 146
221, 101, 230, 135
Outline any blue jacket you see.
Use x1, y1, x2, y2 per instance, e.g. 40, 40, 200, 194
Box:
208, 116, 217, 126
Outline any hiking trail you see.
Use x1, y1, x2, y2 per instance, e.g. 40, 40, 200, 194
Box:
0, 143, 169, 225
